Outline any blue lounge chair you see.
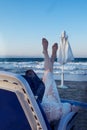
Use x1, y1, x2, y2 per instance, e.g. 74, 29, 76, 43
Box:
0, 71, 86, 130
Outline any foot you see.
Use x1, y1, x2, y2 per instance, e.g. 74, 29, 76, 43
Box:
51, 43, 58, 61
42, 38, 48, 54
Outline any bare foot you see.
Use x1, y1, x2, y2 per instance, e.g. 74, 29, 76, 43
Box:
42, 38, 48, 53
51, 43, 58, 61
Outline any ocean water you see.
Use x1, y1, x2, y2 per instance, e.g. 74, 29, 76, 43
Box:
0, 58, 87, 81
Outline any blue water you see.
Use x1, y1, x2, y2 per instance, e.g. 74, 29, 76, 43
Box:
0, 57, 87, 81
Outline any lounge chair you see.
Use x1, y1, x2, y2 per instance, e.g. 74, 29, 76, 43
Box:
0, 71, 86, 130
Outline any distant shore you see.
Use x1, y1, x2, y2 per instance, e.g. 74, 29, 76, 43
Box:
56, 80, 87, 130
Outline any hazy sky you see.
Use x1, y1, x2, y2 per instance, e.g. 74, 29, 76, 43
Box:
0, 0, 87, 58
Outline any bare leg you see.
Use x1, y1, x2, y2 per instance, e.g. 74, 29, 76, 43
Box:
51, 43, 58, 64
42, 38, 53, 72
42, 38, 61, 102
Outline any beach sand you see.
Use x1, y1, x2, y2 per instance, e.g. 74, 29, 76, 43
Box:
56, 80, 87, 130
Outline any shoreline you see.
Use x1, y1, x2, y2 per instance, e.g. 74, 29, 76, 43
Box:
54, 74, 87, 82
55, 80, 87, 130
39, 73, 87, 82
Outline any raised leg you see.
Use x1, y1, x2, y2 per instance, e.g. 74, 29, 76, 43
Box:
42, 38, 53, 72
51, 43, 58, 64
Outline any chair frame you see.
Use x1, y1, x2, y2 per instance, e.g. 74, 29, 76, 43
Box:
0, 71, 86, 130
0, 71, 48, 130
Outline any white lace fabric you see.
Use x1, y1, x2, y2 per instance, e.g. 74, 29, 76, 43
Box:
41, 71, 71, 122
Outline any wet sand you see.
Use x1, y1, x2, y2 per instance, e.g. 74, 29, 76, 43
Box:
56, 80, 87, 130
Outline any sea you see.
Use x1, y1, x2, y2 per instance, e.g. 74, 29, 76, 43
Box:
0, 57, 87, 81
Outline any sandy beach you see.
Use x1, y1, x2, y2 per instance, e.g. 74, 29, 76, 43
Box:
56, 80, 87, 130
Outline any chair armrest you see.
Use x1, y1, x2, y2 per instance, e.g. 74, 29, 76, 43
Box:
55, 111, 78, 130
61, 98, 87, 109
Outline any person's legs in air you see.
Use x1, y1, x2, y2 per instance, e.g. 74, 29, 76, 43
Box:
42, 38, 58, 72
42, 38, 61, 103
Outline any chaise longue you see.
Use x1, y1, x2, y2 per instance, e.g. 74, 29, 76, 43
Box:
0, 71, 87, 130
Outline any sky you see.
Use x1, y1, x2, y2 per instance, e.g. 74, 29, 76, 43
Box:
0, 0, 87, 58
